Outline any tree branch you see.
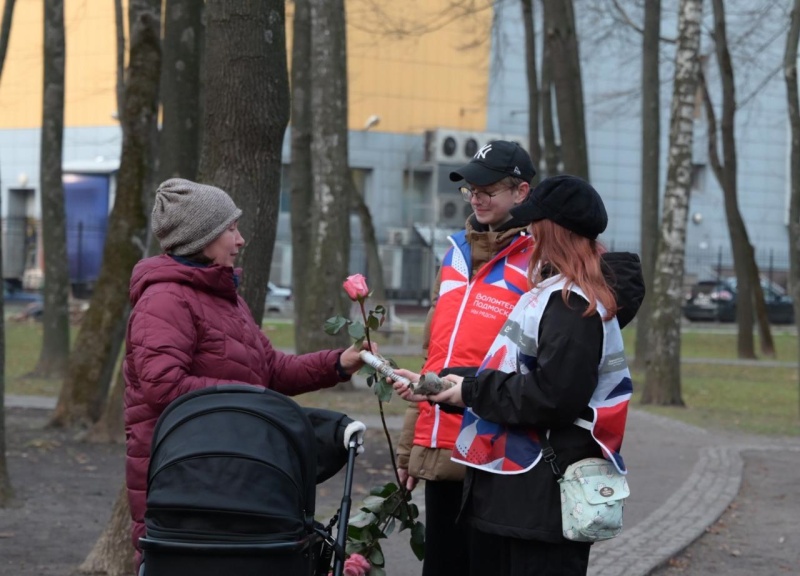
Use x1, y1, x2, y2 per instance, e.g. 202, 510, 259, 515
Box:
699, 69, 725, 186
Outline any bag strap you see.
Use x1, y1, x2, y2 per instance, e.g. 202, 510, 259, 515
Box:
537, 429, 563, 479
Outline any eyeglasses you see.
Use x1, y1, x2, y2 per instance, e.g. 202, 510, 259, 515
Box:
459, 184, 516, 204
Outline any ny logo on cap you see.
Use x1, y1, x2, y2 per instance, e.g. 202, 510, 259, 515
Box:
474, 143, 492, 160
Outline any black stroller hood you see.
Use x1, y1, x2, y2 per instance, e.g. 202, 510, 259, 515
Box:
145, 385, 319, 542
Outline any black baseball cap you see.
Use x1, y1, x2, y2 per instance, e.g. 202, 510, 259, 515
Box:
510, 174, 608, 239
449, 140, 536, 186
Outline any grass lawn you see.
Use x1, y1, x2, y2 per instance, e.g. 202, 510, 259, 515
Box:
4, 319, 798, 436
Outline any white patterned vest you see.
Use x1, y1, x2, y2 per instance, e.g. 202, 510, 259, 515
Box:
451, 275, 632, 475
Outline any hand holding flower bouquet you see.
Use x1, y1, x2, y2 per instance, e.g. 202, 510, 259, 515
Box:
324, 274, 425, 575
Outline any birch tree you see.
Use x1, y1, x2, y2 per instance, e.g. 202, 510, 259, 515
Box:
642, 0, 704, 406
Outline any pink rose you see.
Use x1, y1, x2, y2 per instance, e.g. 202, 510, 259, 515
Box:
343, 553, 371, 576
343, 274, 370, 302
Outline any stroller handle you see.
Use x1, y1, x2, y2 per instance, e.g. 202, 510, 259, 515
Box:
139, 536, 314, 555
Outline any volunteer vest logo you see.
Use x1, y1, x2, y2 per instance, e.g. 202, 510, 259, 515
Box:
452, 277, 632, 476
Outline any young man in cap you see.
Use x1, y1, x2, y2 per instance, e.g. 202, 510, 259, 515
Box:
396, 140, 537, 576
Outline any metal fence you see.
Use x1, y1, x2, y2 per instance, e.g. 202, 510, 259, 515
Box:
270, 240, 794, 300
3, 216, 793, 297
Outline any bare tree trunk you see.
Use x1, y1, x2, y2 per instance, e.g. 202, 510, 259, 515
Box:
198, 0, 290, 325
703, 0, 774, 359
0, 0, 18, 508
76, 484, 134, 576
634, 0, 661, 369
541, 0, 588, 180
642, 0, 703, 406
299, 0, 351, 354
290, 0, 314, 350
540, 7, 559, 178
351, 182, 386, 303
0, 0, 16, 81
114, 0, 125, 115
0, 225, 9, 505
51, 0, 161, 429
784, 0, 800, 415
0, 195, 11, 505
34, 0, 70, 378
521, 0, 541, 181
158, 0, 204, 181
85, 360, 126, 444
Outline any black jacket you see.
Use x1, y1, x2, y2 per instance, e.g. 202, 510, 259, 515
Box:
459, 252, 644, 541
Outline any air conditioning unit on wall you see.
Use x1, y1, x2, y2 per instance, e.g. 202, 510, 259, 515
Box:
386, 227, 410, 246
378, 245, 404, 289
425, 129, 529, 164
438, 192, 472, 228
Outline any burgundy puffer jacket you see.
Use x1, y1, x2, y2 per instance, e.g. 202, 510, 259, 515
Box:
124, 255, 344, 556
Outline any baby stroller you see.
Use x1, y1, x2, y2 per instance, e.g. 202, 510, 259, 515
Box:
138, 384, 364, 576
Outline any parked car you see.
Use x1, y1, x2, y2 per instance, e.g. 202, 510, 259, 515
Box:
682, 278, 795, 324
3, 280, 43, 304
265, 282, 293, 314
3, 280, 43, 320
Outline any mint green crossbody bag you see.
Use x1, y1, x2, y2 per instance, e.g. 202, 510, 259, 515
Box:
539, 433, 630, 542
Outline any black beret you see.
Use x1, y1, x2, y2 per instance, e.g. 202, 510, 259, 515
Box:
510, 174, 608, 239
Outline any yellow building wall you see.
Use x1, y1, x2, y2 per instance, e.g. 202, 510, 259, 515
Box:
0, 0, 491, 134
0, 0, 120, 129
344, 0, 491, 133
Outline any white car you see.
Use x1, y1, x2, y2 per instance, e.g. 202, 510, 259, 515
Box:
265, 282, 293, 314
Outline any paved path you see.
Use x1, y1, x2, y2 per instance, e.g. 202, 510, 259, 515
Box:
6, 389, 799, 576
338, 406, 800, 576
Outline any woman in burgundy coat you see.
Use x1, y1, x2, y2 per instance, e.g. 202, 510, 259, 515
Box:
123, 178, 368, 566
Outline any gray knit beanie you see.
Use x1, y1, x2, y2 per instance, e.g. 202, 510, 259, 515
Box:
152, 178, 243, 256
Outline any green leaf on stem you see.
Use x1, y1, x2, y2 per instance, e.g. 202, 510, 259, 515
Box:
347, 322, 366, 342
357, 364, 376, 377
366, 314, 381, 332
410, 521, 426, 560
374, 379, 394, 402
349, 511, 378, 529
362, 495, 387, 513
370, 482, 398, 497
369, 547, 385, 567
323, 316, 349, 335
